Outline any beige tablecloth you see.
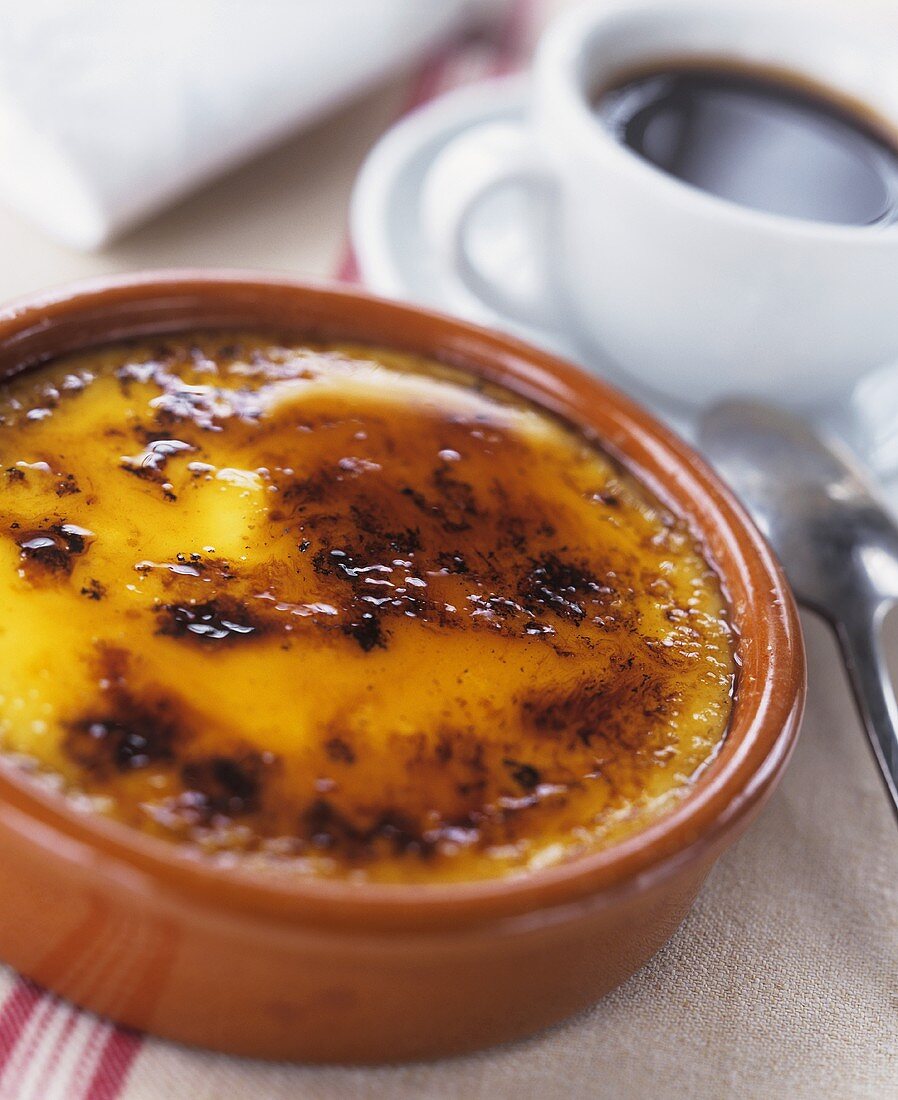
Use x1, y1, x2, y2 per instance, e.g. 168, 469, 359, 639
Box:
0, 2, 895, 1097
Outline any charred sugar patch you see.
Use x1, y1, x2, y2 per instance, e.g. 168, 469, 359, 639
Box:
180, 748, 277, 818
349, 504, 421, 557
13, 522, 94, 578
437, 551, 468, 574
190, 555, 236, 583
298, 726, 580, 859
64, 694, 180, 777
302, 799, 435, 860
310, 544, 412, 652
80, 578, 106, 601
434, 732, 453, 763
409, 727, 486, 773
520, 553, 613, 625
325, 736, 356, 764
398, 467, 480, 534
399, 485, 429, 512
467, 592, 526, 622
55, 474, 80, 497
155, 596, 266, 643
399, 483, 474, 534
142, 551, 236, 583
120, 459, 162, 484
281, 469, 334, 508
520, 668, 672, 758
523, 620, 555, 637
503, 759, 542, 791
432, 466, 478, 513
120, 438, 195, 491
52, 523, 93, 554
395, 728, 498, 811
16, 533, 70, 575
342, 611, 386, 652
642, 634, 697, 671
371, 524, 421, 560
465, 591, 556, 638
311, 548, 396, 626
311, 546, 365, 581
500, 515, 527, 553
5, 467, 24, 482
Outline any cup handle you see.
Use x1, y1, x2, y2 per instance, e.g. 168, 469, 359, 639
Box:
420, 120, 558, 330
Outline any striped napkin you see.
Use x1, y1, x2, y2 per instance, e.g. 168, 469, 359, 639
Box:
0, 0, 487, 249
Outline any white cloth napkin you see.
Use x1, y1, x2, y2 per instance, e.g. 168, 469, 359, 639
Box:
0, 0, 480, 250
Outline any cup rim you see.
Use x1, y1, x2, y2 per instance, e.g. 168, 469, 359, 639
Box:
538, 0, 898, 242
0, 271, 806, 934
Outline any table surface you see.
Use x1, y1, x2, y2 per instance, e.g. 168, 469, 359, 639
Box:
0, 2, 896, 1098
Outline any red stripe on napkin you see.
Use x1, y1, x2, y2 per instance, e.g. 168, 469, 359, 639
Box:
0, 979, 42, 1069
28, 1007, 80, 1098
86, 1029, 143, 1100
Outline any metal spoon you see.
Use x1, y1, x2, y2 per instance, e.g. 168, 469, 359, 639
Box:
699, 399, 898, 822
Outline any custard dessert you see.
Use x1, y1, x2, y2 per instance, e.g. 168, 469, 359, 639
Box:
0, 334, 734, 882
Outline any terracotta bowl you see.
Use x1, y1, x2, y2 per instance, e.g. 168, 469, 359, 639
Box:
0, 273, 805, 1063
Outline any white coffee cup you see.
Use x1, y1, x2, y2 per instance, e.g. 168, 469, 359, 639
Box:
421, 0, 898, 411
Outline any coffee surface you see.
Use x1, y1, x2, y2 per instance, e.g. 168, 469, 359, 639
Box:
0, 334, 734, 882
597, 61, 898, 225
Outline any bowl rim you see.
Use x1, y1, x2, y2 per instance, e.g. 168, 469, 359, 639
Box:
0, 270, 805, 933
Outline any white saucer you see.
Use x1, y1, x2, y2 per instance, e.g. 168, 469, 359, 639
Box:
351, 76, 585, 363
350, 75, 898, 494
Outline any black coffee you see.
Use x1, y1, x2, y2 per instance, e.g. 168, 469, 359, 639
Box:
596, 61, 898, 226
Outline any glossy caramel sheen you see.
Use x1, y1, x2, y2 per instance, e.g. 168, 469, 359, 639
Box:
0, 334, 734, 882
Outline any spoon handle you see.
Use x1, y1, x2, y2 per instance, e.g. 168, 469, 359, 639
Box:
834, 605, 898, 823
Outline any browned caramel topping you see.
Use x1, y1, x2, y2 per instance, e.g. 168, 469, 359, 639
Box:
0, 334, 734, 882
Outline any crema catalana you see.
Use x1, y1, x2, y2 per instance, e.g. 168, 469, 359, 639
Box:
0, 335, 734, 882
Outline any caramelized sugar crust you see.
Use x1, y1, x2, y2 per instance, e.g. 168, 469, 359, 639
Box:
0, 335, 734, 881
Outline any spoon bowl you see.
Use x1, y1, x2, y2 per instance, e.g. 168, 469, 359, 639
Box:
701, 398, 898, 820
